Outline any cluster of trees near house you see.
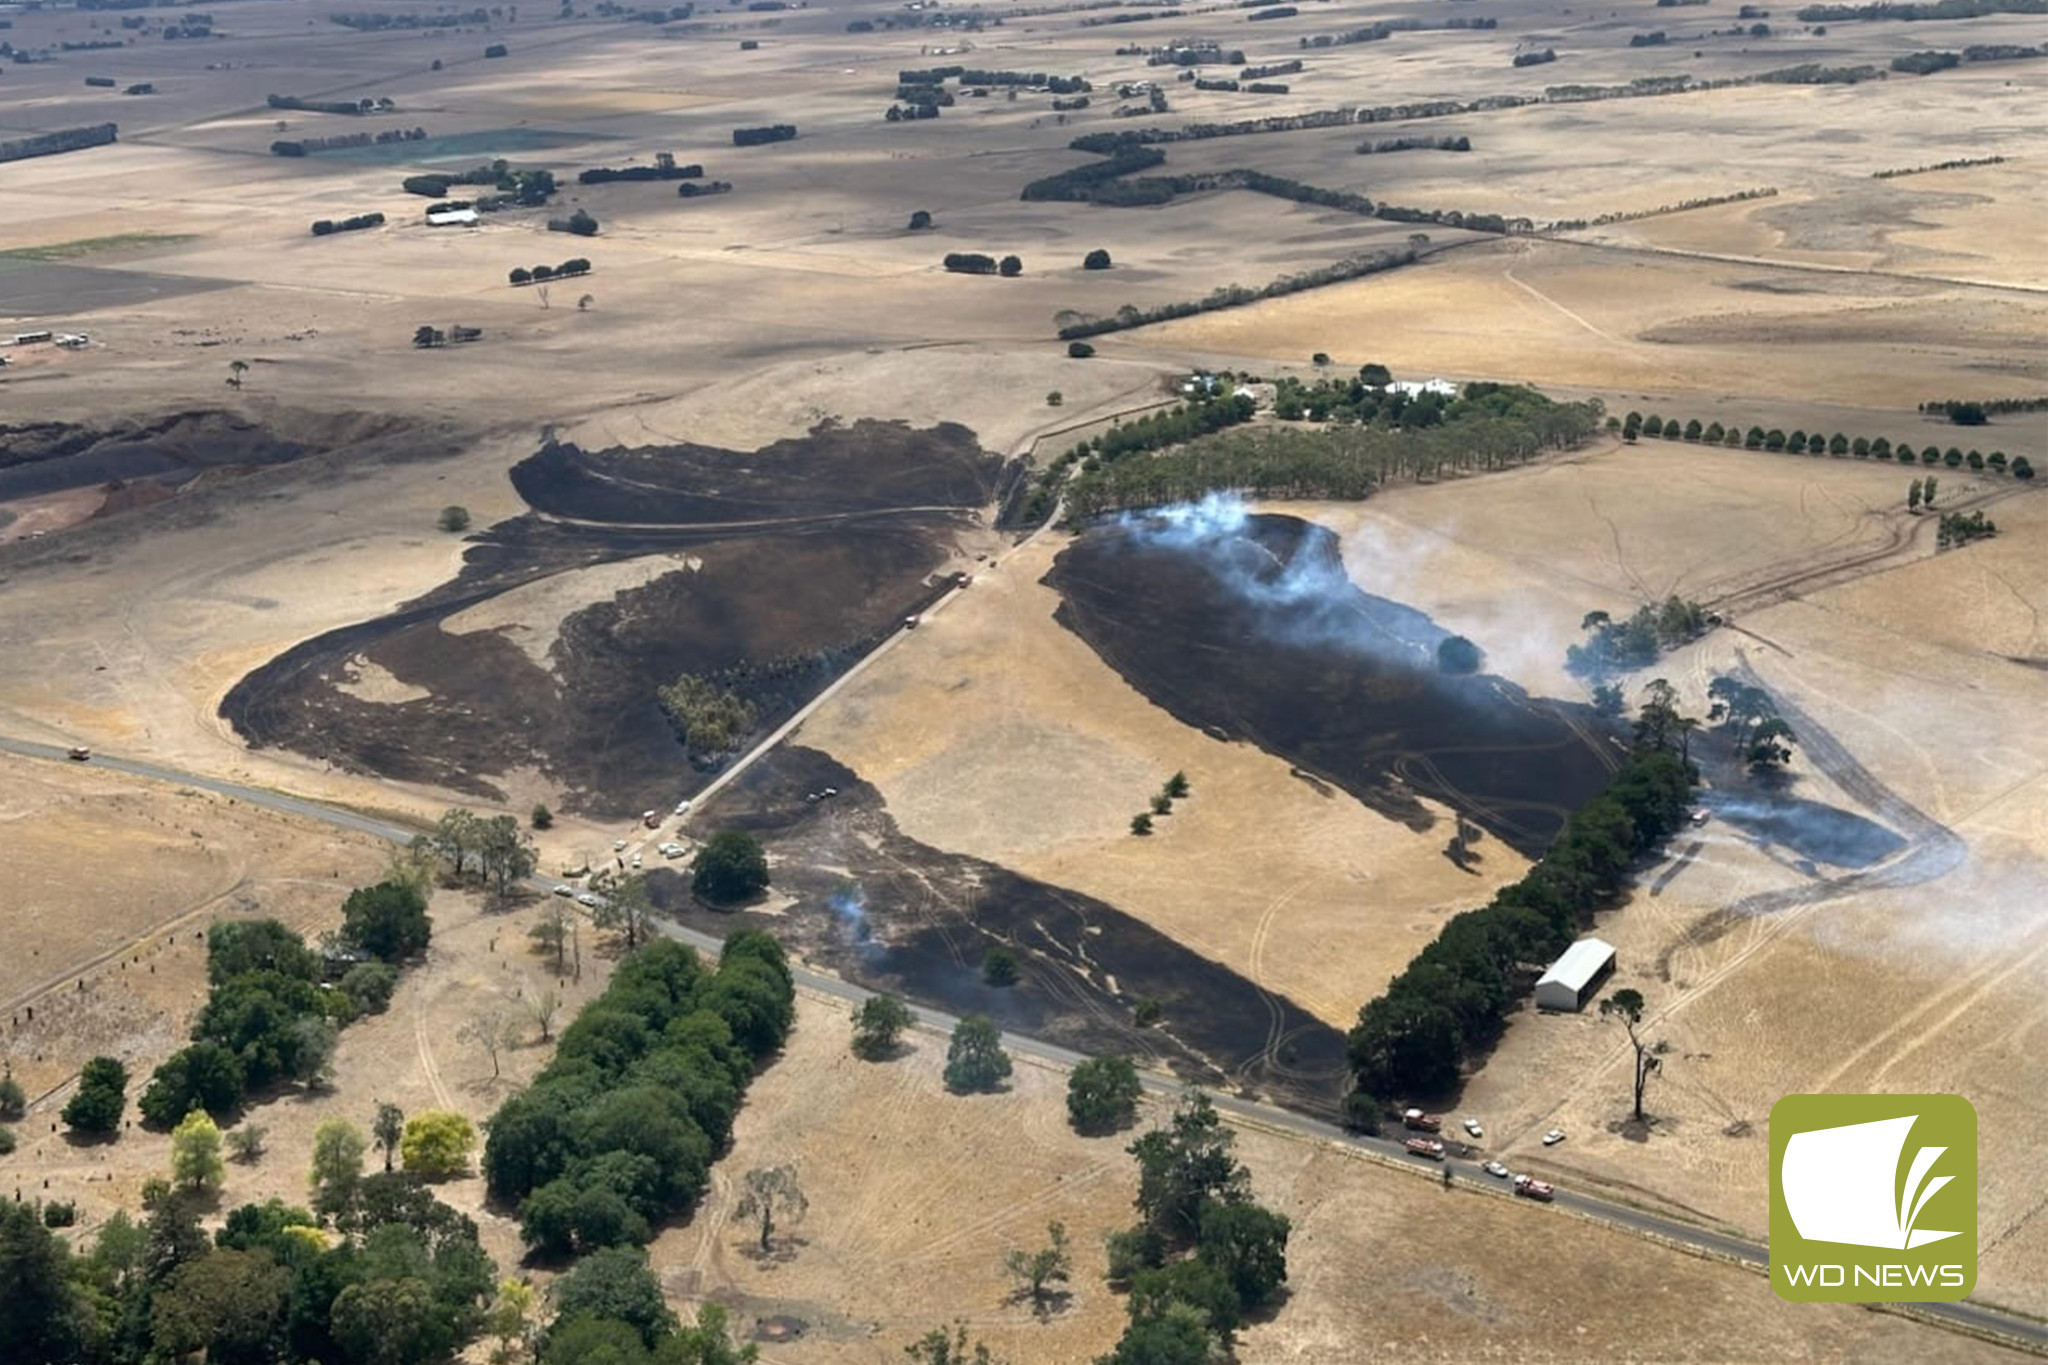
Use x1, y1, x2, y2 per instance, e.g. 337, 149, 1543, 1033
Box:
508, 257, 592, 285
1566, 599, 1711, 680
310, 212, 385, 236
402, 162, 556, 204
576, 155, 703, 183
1059, 385, 1600, 520
267, 93, 397, 115
1875, 154, 2004, 177
1622, 411, 2032, 476
1921, 395, 2046, 418
272, 128, 425, 156
128, 883, 425, 1130
1797, 0, 2042, 18
1017, 391, 1256, 523
1058, 242, 1424, 343
731, 123, 796, 146
0, 123, 119, 164
1348, 716, 1696, 1112
943, 252, 1024, 275
1357, 134, 1470, 154
483, 933, 794, 1258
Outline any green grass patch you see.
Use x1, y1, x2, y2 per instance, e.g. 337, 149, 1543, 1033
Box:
0, 233, 199, 262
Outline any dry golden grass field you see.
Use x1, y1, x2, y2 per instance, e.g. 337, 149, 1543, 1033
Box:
3, 0, 2045, 1355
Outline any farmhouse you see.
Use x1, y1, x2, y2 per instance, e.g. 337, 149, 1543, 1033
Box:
1534, 937, 1615, 1011
1386, 377, 1458, 398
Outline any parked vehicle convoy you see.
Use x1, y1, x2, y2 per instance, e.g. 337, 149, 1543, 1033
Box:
1403, 1137, 1446, 1161
1402, 1108, 1444, 1133
1513, 1175, 1556, 1201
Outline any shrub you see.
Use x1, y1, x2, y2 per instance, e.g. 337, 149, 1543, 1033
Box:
43, 1201, 76, 1228
1083, 248, 1113, 270
1067, 1056, 1141, 1132
0, 1066, 24, 1120
907, 209, 934, 230
439, 505, 471, 533
339, 961, 398, 1015
63, 1057, 127, 1135
982, 947, 1020, 986
0, 1127, 13, 1156
1068, 341, 1096, 358
998, 254, 1023, 277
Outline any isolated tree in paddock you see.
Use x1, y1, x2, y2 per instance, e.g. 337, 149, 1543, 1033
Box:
531, 898, 574, 974
1067, 1055, 1142, 1134
526, 985, 562, 1043
1599, 988, 1660, 1122
852, 993, 913, 1059
1084, 247, 1113, 270
733, 1164, 808, 1253
1908, 481, 1922, 512
1005, 1221, 1071, 1311
309, 1117, 366, 1215
907, 209, 934, 230
591, 868, 658, 948
944, 1015, 1012, 1093
998, 254, 1023, 277
1746, 716, 1798, 771
691, 830, 769, 904
458, 1007, 520, 1080
905, 1321, 1008, 1365
227, 359, 249, 389
373, 1101, 405, 1173
170, 1110, 225, 1194
983, 946, 1020, 986
401, 1109, 477, 1179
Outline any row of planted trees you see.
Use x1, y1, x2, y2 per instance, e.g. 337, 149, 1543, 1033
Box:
1621, 411, 2033, 477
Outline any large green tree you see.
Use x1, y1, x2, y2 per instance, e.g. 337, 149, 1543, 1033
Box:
1067, 1056, 1142, 1134
851, 994, 913, 1060
150, 1247, 291, 1365
1127, 1091, 1248, 1241
342, 880, 432, 961
943, 1015, 1012, 1094
691, 832, 769, 904
64, 1056, 128, 1135
549, 1247, 677, 1348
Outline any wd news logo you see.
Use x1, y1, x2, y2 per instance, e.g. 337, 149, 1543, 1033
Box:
1770, 1094, 1976, 1303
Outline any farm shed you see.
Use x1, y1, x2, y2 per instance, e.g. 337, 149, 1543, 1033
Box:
1534, 937, 1616, 1011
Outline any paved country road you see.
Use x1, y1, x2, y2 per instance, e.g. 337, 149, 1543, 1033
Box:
4, 734, 2041, 1355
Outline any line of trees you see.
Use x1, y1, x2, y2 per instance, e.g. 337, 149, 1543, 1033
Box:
330, 7, 489, 28
401, 162, 556, 204
0, 123, 119, 164
266, 93, 397, 115
1622, 410, 2028, 475
944, 252, 1024, 275
483, 934, 794, 1258
1348, 738, 1697, 1111
1239, 58, 1303, 78
576, 158, 703, 183
1514, 46, 1559, 64
1148, 42, 1246, 65
1357, 135, 1471, 154
1017, 392, 1256, 523
1920, 395, 2045, 416
1055, 243, 1422, 341
311, 212, 385, 236
676, 180, 731, 198
731, 124, 796, 146
1876, 154, 2007, 178
546, 209, 599, 236
1797, 0, 2042, 18
509, 257, 592, 285
1544, 185, 1776, 232
272, 128, 426, 156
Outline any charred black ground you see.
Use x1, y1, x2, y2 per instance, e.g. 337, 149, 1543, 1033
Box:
652, 746, 1352, 1116
223, 420, 1009, 817
1044, 511, 1619, 859
512, 417, 1013, 524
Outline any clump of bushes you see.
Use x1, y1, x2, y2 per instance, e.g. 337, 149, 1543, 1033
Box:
310, 211, 385, 236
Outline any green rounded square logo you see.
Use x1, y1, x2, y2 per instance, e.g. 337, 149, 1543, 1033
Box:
1769, 1093, 1976, 1302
